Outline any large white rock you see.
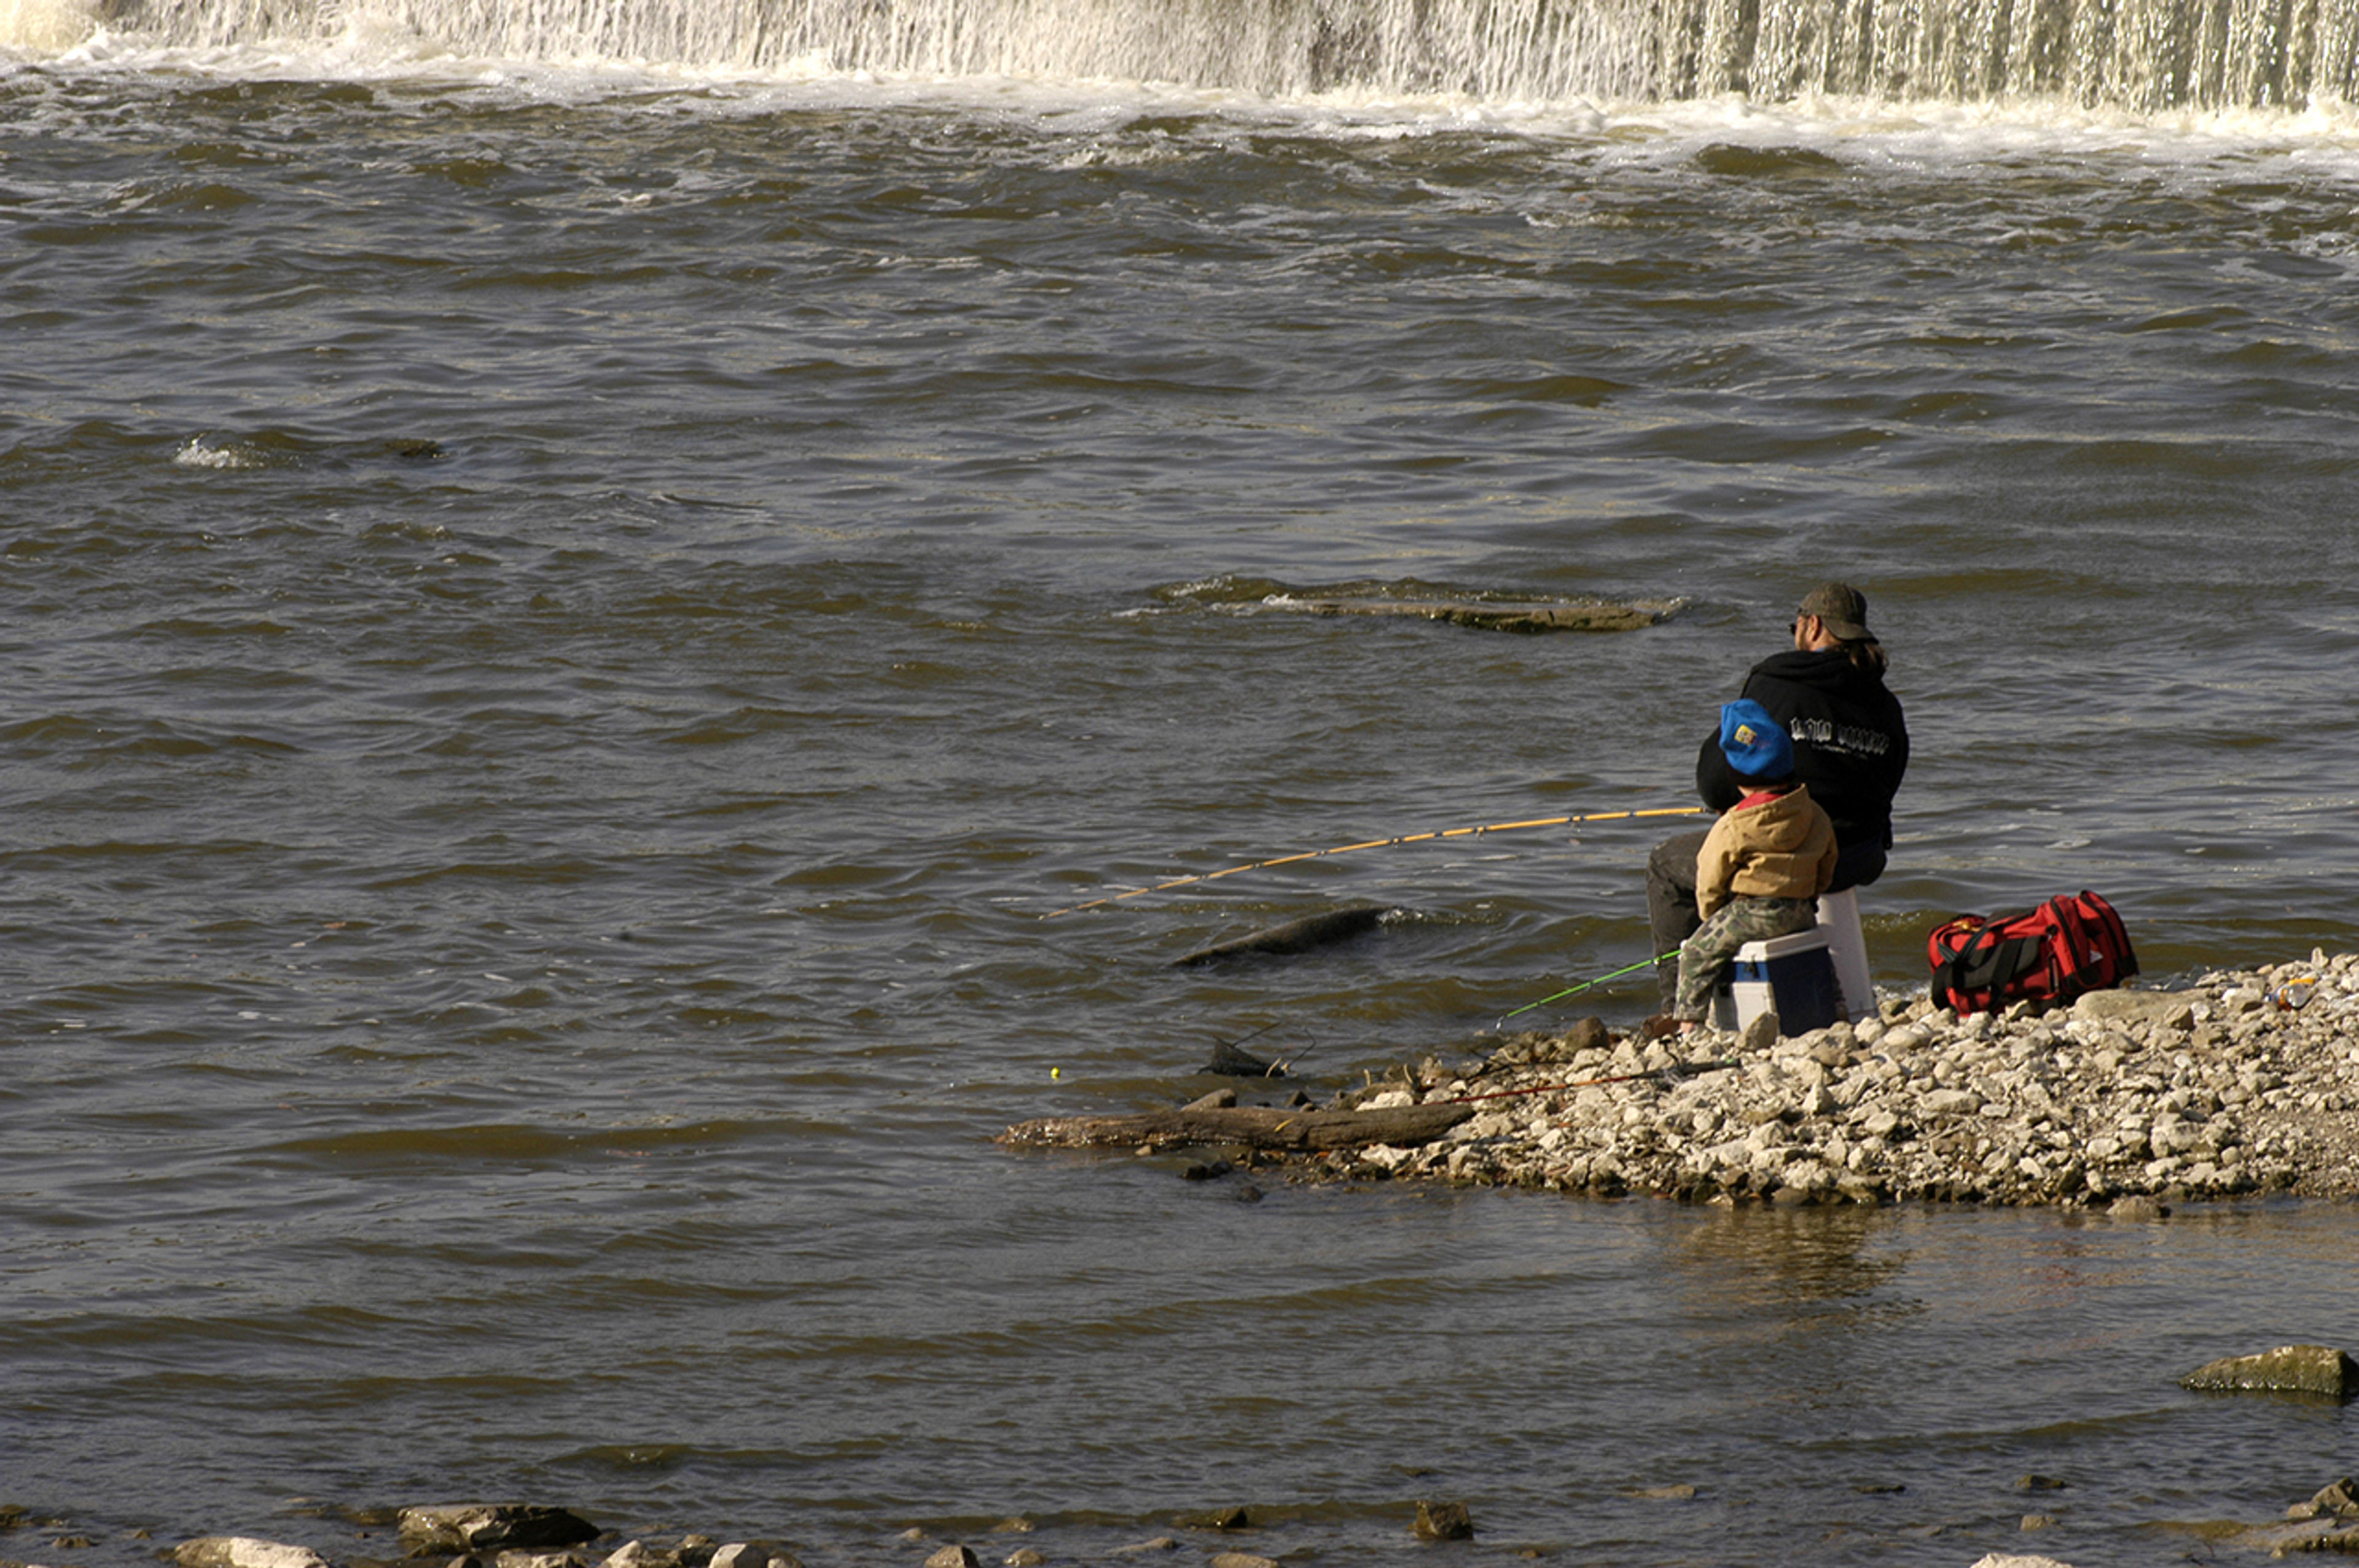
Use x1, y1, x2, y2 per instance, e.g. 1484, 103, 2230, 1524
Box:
601, 1543, 663, 1568
173, 1539, 333, 1568
708, 1548, 773, 1568
2073, 989, 2197, 1029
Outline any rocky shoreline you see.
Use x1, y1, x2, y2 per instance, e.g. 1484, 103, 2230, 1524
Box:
11, 1465, 2359, 1568
1283, 950, 2359, 1207
14, 1472, 2359, 1568
0, 1501, 1489, 1568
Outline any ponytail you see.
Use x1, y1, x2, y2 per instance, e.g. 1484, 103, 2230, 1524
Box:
1841, 636, 1888, 678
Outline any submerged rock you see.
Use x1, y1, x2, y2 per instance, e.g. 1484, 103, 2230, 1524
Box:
2286, 1524, 2359, 1554
2181, 1345, 2357, 1399
2288, 1479, 2359, 1521
1412, 1500, 1474, 1540
1270, 594, 1669, 633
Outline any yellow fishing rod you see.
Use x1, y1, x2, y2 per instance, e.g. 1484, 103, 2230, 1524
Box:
1041, 804, 1706, 918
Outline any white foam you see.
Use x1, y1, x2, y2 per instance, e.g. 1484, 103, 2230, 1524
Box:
174, 436, 265, 470
0, 0, 95, 50
0, 0, 94, 50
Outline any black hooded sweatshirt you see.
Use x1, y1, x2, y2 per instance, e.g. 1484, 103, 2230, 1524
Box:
1694, 648, 1909, 852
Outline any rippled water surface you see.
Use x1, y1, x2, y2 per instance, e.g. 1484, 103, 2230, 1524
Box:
4, 51, 2359, 1568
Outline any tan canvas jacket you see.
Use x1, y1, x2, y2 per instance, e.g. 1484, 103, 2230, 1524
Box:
1695, 784, 1839, 920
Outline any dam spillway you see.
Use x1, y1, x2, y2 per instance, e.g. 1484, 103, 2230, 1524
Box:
80, 0, 2359, 109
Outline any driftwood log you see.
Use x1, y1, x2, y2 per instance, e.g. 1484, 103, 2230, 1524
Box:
998, 1101, 1472, 1153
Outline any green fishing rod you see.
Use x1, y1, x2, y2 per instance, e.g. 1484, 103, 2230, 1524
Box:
1041, 803, 1705, 919
1495, 950, 1680, 1027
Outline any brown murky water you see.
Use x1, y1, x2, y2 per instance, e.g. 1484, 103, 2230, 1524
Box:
4, 55, 2358, 1567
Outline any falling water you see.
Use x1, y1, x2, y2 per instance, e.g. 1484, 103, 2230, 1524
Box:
71, 0, 2359, 105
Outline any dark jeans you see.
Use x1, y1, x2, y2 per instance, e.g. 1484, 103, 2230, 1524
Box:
1646, 830, 1886, 1011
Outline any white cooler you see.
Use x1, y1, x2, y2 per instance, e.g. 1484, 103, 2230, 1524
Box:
1712, 927, 1843, 1036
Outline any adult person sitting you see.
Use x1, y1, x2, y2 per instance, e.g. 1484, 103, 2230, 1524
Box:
1645, 582, 1909, 1018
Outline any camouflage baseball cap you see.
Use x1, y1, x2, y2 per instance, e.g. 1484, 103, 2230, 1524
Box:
1798, 582, 1872, 641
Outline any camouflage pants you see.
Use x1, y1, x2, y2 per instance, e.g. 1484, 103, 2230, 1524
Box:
1673, 895, 1820, 1024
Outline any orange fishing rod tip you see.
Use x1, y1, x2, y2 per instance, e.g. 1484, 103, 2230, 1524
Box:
1040, 802, 1699, 913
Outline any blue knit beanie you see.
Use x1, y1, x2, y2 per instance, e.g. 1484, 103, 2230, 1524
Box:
1719, 699, 1794, 781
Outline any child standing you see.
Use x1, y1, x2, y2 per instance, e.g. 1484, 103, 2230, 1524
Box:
1675, 699, 1840, 1030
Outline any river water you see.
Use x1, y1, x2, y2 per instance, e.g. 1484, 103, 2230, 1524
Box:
4, 14, 2359, 1567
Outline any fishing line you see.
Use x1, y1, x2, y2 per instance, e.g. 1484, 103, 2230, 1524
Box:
1041, 804, 1706, 918
1202, 1018, 1285, 1077
1213, 1019, 1284, 1053
1495, 950, 1680, 1027
1202, 1019, 1324, 1077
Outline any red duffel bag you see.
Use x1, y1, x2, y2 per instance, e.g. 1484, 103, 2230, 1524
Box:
1927, 891, 2138, 1016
